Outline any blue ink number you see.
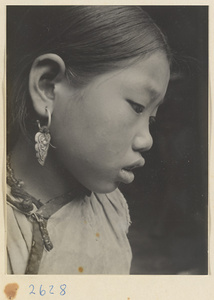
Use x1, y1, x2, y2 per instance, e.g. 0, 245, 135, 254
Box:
60, 284, 66, 296
39, 285, 46, 296
29, 284, 66, 296
49, 285, 54, 295
29, 284, 36, 295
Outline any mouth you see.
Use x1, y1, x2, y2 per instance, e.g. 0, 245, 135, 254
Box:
118, 158, 145, 184
123, 158, 145, 171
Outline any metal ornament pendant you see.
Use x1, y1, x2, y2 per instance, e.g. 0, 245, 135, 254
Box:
35, 107, 52, 166
35, 130, 51, 166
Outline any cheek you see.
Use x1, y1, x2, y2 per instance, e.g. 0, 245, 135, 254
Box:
88, 113, 134, 161
74, 121, 131, 165
50, 99, 136, 193
51, 94, 135, 170
74, 104, 131, 151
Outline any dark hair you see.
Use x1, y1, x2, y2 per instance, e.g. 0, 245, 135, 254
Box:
7, 6, 171, 150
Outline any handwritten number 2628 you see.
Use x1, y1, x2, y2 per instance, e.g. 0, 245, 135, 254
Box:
29, 284, 66, 296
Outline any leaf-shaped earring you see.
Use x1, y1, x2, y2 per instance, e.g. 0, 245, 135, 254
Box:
35, 107, 52, 166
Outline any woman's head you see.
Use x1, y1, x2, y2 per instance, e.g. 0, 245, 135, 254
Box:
7, 6, 171, 144
48, 51, 170, 193
7, 6, 171, 193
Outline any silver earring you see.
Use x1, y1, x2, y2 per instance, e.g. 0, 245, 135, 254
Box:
35, 107, 51, 166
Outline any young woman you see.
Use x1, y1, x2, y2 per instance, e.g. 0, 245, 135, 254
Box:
6, 6, 171, 274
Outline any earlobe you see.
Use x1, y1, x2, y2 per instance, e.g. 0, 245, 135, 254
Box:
29, 53, 66, 117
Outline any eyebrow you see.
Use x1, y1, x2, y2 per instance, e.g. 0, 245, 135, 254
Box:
146, 87, 161, 101
122, 79, 167, 105
131, 84, 164, 102
149, 87, 167, 106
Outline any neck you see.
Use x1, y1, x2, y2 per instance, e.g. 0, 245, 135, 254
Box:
9, 135, 88, 203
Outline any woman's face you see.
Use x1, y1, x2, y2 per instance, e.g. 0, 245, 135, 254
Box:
51, 51, 170, 193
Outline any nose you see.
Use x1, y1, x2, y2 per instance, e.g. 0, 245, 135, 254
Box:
132, 127, 153, 153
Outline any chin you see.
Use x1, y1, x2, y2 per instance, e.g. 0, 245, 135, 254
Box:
88, 181, 119, 194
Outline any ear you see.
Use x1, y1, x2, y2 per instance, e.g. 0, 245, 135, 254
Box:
29, 53, 66, 117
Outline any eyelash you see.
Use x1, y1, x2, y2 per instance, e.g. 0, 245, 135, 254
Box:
126, 99, 157, 125
126, 99, 145, 114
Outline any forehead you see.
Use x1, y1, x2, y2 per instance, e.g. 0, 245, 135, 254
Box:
121, 52, 170, 87
82, 51, 170, 102
100, 52, 170, 96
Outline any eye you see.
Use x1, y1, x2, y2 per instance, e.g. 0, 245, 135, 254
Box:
126, 99, 145, 114
149, 116, 156, 126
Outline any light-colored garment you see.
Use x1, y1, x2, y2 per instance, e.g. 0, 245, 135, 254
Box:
7, 188, 132, 274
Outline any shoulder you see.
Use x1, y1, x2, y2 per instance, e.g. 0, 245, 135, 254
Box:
94, 189, 131, 234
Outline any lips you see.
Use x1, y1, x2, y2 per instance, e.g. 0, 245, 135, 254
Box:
123, 158, 145, 171
118, 158, 145, 184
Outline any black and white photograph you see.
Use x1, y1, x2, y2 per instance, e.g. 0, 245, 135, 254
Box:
6, 5, 208, 277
